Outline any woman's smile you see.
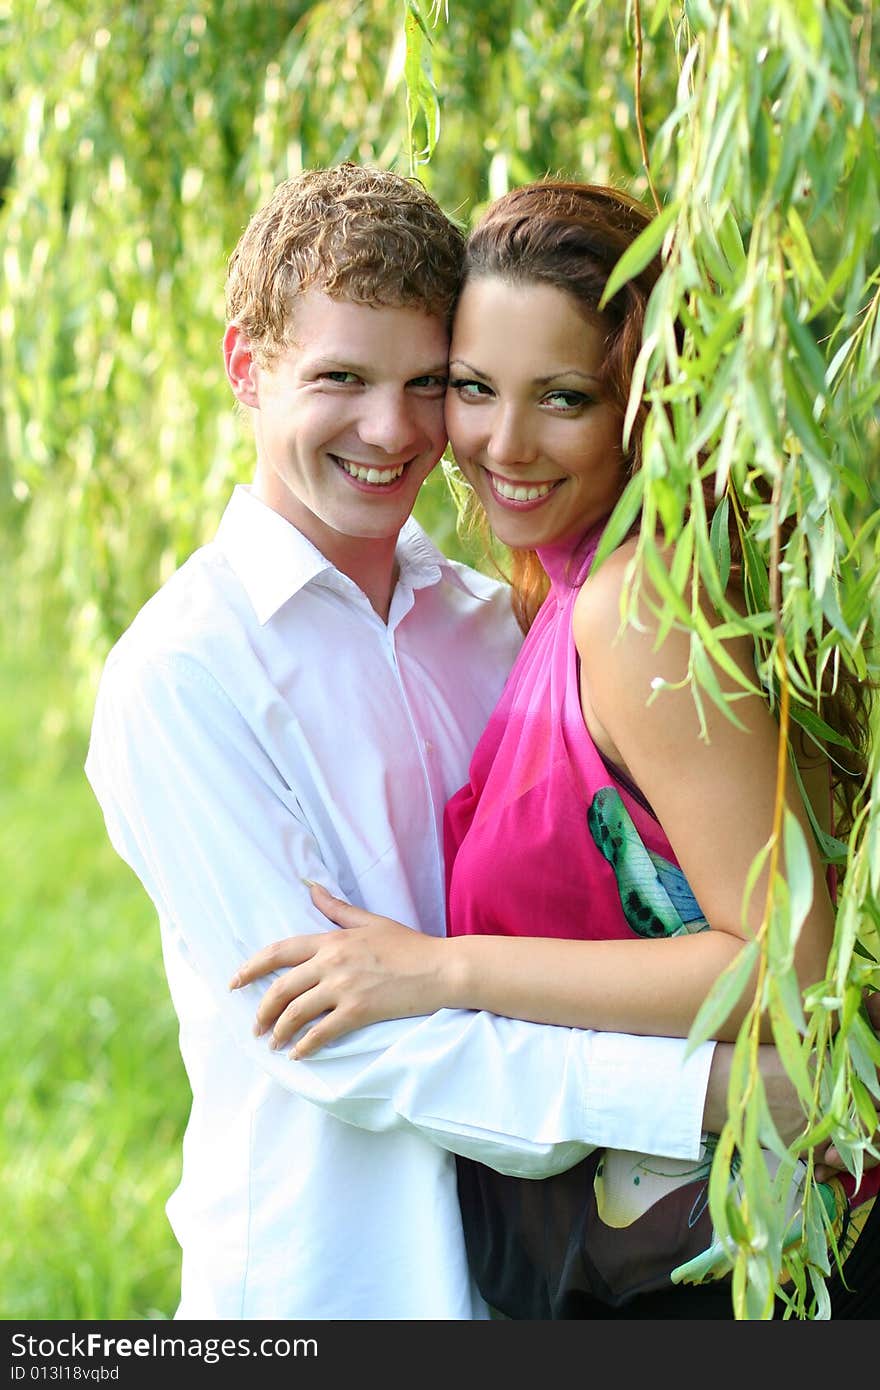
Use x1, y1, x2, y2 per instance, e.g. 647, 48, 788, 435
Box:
482, 468, 565, 508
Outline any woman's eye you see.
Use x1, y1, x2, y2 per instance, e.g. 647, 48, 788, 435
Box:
543, 389, 591, 410
449, 378, 492, 399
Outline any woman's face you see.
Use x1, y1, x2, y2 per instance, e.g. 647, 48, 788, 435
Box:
445, 276, 626, 550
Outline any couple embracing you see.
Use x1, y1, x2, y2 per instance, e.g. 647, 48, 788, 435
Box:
87, 164, 879, 1321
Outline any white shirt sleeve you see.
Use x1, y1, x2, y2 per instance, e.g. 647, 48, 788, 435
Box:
86, 649, 714, 1176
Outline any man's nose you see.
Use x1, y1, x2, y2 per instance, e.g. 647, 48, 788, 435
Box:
357, 390, 421, 455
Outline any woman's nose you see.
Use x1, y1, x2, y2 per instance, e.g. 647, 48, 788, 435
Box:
485, 405, 536, 468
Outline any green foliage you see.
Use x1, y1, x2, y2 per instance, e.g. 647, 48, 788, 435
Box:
2, 0, 880, 1319
0, 0, 675, 720
597, 0, 880, 1318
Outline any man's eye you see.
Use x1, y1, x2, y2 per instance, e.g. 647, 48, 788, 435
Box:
322, 371, 360, 384
408, 375, 448, 392
449, 378, 492, 399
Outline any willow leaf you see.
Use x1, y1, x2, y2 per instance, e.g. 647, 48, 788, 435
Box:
687, 940, 760, 1053
782, 359, 830, 464
707, 1122, 738, 1246
623, 332, 659, 452
642, 539, 693, 627
745, 1253, 776, 1320
851, 1075, 879, 1136
767, 981, 813, 1104
591, 469, 645, 572
782, 809, 814, 947
692, 611, 759, 699
782, 297, 828, 399
709, 492, 731, 592
599, 200, 679, 309
819, 583, 855, 645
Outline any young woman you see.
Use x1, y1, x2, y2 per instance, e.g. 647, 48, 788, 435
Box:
233, 182, 879, 1317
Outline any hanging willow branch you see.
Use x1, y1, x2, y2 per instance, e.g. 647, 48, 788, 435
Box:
605, 1, 880, 1318
632, 0, 663, 214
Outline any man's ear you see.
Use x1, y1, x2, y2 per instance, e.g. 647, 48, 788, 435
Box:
223, 323, 260, 409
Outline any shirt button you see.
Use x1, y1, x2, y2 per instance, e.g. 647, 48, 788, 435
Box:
424, 739, 434, 755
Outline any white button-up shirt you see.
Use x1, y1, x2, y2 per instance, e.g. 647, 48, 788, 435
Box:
85, 486, 714, 1321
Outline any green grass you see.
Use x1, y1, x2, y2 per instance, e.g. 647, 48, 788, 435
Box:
1, 640, 189, 1320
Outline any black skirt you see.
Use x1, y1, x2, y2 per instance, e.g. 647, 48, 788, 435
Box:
457, 1152, 880, 1320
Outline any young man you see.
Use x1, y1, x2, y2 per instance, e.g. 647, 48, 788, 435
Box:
85, 165, 742, 1320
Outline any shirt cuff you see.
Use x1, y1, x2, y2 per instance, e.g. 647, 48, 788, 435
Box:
581, 1033, 716, 1160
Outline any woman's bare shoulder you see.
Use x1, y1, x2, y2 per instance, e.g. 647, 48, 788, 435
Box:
572, 535, 642, 649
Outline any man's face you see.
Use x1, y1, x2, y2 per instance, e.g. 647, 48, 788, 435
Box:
226, 291, 450, 559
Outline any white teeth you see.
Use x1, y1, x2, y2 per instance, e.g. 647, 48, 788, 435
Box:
492, 476, 556, 502
336, 457, 405, 485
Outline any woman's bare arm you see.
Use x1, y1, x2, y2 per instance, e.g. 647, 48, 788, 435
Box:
233, 544, 834, 1054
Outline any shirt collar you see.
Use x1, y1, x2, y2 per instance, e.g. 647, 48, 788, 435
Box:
395, 516, 489, 600
214, 486, 333, 624
214, 485, 487, 625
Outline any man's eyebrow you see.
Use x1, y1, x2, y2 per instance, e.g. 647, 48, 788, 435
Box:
306, 356, 449, 377
408, 361, 451, 378
305, 356, 367, 374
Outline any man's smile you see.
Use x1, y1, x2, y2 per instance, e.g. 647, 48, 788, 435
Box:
332, 454, 410, 487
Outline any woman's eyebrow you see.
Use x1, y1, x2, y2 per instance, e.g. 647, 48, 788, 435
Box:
533, 369, 602, 386
450, 358, 602, 387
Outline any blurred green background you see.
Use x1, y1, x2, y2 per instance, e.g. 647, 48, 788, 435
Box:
3, 2, 878, 1319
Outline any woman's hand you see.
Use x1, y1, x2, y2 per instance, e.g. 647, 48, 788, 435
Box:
229, 882, 450, 1057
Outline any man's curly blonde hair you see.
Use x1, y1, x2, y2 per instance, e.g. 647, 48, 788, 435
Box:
225, 164, 465, 364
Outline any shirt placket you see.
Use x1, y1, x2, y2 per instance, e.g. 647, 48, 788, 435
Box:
384, 581, 448, 939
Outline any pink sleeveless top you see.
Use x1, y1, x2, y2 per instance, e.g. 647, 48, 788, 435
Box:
444, 524, 709, 943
